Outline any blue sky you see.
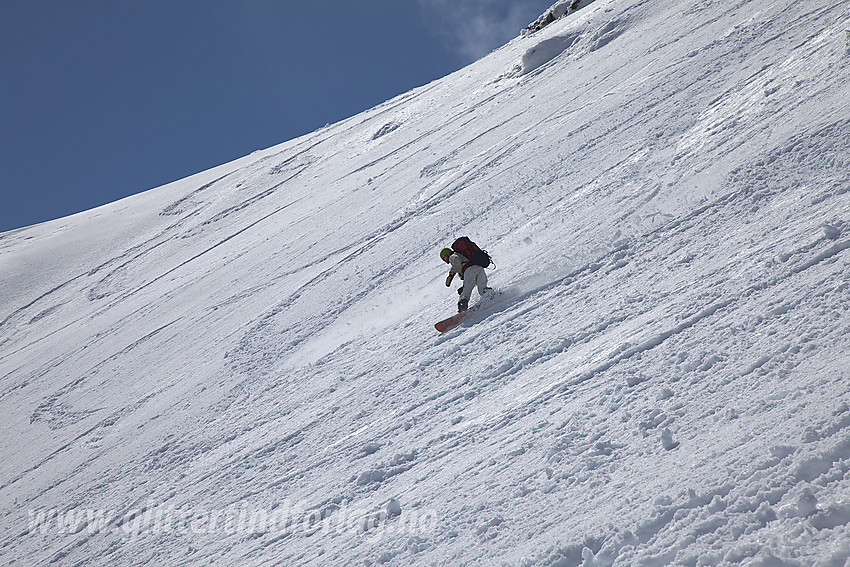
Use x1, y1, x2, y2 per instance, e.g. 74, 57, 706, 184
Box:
0, 0, 552, 232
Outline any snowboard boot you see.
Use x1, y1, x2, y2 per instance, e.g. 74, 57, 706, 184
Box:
457, 297, 469, 313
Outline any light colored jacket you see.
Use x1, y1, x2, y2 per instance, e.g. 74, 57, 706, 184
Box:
447, 252, 469, 280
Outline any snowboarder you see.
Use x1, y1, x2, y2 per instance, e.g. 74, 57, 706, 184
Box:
440, 242, 491, 313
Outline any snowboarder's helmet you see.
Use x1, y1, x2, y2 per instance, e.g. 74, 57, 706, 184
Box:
440, 248, 452, 262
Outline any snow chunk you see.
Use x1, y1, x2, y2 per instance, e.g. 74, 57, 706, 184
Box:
778, 485, 819, 519
521, 32, 581, 75
372, 121, 401, 141
822, 222, 841, 240
386, 498, 402, 519
811, 501, 850, 530
661, 428, 680, 451
361, 442, 382, 456
357, 469, 387, 486
657, 387, 675, 400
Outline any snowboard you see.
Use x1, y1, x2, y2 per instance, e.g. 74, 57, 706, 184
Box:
434, 291, 499, 332
434, 310, 469, 333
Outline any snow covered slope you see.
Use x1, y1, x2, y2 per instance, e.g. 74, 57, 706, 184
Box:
2, 0, 850, 565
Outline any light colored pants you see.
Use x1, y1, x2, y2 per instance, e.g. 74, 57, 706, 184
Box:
461, 265, 488, 299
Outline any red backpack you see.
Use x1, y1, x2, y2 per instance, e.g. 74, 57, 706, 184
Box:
452, 237, 492, 271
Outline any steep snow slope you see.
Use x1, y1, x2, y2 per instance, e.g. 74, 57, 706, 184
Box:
2, 0, 850, 565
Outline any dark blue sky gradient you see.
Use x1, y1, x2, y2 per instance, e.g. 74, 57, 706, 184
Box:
1, 1, 551, 231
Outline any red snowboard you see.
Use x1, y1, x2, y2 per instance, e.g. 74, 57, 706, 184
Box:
434, 290, 500, 332
434, 311, 469, 333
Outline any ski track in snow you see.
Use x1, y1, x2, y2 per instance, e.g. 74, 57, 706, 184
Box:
1, 0, 850, 565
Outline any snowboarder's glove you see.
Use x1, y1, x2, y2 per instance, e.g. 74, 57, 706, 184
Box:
457, 286, 464, 295
446, 273, 454, 287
